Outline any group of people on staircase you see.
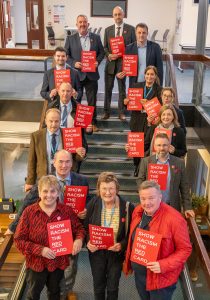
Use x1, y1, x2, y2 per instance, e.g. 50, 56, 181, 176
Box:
4, 5, 196, 300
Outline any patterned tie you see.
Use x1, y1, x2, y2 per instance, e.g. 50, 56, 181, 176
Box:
62, 105, 68, 128
60, 180, 66, 202
116, 27, 121, 37
50, 133, 57, 174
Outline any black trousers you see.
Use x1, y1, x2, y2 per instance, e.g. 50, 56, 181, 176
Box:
104, 70, 126, 115
89, 250, 123, 300
80, 77, 98, 124
26, 268, 64, 300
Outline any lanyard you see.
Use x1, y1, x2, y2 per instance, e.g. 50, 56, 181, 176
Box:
102, 201, 116, 227
144, 86, 153, 99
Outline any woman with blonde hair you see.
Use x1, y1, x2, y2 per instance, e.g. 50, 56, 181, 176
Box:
145, 104, 187, 157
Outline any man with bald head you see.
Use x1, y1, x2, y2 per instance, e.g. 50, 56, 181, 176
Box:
102, 6, 135, 120
25, 108, 63, 192
6, 149, 90, 299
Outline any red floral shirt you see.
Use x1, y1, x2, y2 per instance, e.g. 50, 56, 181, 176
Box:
14, 201, 85, 272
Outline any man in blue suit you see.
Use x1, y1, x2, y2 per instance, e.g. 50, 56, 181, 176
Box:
65, 15, 105, 131
117, 23, 163, 86
40, 47, 82, 102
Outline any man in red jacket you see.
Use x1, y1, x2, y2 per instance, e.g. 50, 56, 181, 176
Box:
124, 180, 192, 300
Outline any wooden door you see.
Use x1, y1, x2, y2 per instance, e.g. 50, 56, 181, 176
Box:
25, 0, 45, 49
0, 0, 12, 48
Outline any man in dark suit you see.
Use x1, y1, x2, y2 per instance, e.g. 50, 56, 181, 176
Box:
40, 47, 82, 102
25, 108, 86, 192
65, 15, 105, 131
136, 133, 195, 218
117, 23, 163, 87
102, 6, 136, 120
5, 149, 90, 300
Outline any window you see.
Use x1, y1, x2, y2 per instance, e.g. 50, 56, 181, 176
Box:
91, 0, 127, 17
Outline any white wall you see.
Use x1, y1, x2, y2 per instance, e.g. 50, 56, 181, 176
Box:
12, 0, 27, 44
178, 0, 210, 51
43, 0, 177, 50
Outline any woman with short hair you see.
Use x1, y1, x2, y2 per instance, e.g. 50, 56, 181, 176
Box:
85, 172, 134, 300
14, 175, 85, 300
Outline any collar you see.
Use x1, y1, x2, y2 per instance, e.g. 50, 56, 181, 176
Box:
34, 200, 63, 213
60, 100, 71, 109
56, 172, 71, 182
156, 153, 170, 163
137, 40, 147, 48
79, 32, 89, 38
47, 128, 60, 136
56, 63, 66, 70
115, 22, 124, 29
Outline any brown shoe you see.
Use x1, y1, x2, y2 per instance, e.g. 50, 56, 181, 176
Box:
66, 291, 77, 300
119, 113, 126, 121
190, 270, 198, 282
92, 125, 99, 132
101, 113, 110, 120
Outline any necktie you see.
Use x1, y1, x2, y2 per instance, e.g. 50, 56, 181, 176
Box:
62, 105, 68, 128
50, 133, 57, 173
60, 180, 66, 202
116, 27, 121, 37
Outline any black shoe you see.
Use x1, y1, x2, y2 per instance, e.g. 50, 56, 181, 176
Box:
101, 113, 110, 120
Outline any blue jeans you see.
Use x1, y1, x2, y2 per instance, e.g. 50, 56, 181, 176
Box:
134, 270, 176, 300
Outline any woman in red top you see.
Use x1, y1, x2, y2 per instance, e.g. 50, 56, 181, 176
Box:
14, 175, 85, 300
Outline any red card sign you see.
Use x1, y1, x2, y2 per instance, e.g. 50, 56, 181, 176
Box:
128, 132, 144, 157
148, 164, 169, 190
74, 104, 94, 128
127, 88, 143, 111
123, 55, 138, 76
89, 225, 114, 249
81, 51, 96, 72
54, 69, 71, 89
64, 185, 88, 214
143, 97, 162, 124
62, 127, 82, 153
47, 219, 73, 256
110, 36, 125, 57
130, 228, 162, 266
152, 128, 172, 152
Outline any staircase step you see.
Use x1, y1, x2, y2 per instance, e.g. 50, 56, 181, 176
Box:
97, 118, 130, 130
81, 159, 134, 172
88, 144, 126, 156
87, 132, 127, 143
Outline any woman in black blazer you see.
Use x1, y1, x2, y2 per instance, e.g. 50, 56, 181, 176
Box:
124, 65, 162, 175
84, 172, 134, 300
145, 104, 187, 158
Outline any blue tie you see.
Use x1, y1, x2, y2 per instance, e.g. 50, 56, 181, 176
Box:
62, 105, 68, 128
50, 133, 57, 173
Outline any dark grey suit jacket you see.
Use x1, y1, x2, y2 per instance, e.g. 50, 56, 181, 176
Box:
65, 32, 105, 81
40, 65, 82, 102
126, 40, 163, 86
104, 23, 136, 74
136, 154, 192, 212
10, 172, 91, 233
